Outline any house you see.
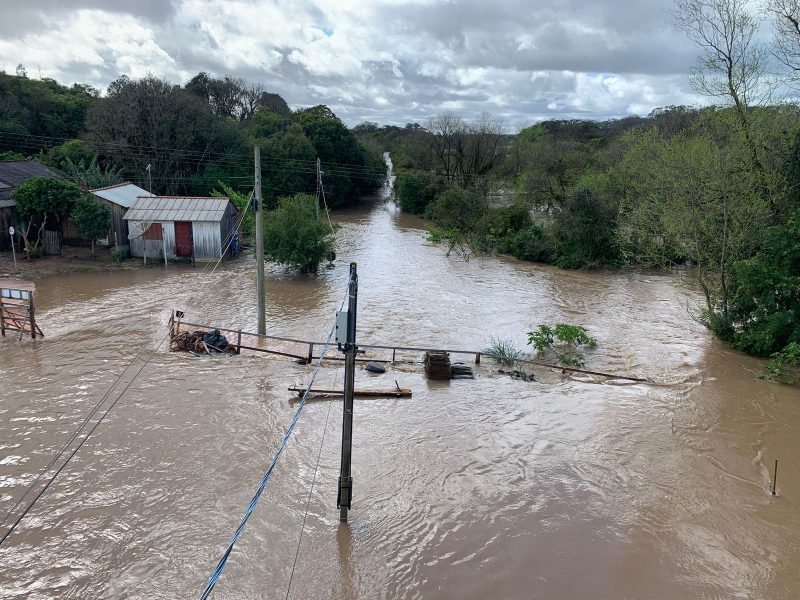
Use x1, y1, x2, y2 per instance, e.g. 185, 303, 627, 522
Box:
87, 182, 150, 247
0, 160, 63, 251
123, 196, 239, 261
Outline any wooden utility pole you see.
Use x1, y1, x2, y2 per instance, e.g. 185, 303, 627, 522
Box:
255, 146, 266, 335
316, 158, 322, 220
337, 262, 358, 522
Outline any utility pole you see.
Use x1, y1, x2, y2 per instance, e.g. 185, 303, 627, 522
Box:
316, 158, 321, 220
337, 262, 358, 522
255, 146, 266, 335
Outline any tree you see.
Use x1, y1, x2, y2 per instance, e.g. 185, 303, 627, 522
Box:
767, 0, 800, 80
212, 183, 254, 238
87, 75, 247, 195
618, 123, 771, 330
551, 187, 619, 268
264, 193, 335, 272
293, 105, 383, 206
11, 177, 80, 257
424, 187, 488, 232
727, 211, 800, 356
673, 0, 770, 169
61, 155, 124, 189
426, 113, 465, 184
72, 195, 111, 260
392, 170, 440, 214
260, 123, 317, 208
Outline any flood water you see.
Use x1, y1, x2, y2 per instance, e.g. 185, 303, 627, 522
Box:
1, 178, 799, 599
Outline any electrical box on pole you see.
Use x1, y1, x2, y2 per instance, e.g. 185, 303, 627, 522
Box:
337, 262, 358, 522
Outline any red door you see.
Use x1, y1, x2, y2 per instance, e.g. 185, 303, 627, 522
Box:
174, 221, 193, 257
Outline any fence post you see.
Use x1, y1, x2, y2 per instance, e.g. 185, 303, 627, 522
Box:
29, 294, 36, 339
308, 343, 314, 364
475, 352, 481, 365
237, 330, 242, 354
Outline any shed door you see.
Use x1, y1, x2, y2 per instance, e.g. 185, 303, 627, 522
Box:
175, 221, 193, 257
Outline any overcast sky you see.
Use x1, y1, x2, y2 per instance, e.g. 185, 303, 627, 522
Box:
0, 0, 707, 126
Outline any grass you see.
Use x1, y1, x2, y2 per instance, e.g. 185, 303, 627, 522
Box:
483, 337, 525, 367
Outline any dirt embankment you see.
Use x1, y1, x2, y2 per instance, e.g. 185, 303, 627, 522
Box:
0, 246, 144, 280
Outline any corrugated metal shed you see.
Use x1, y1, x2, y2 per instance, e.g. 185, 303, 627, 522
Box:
89, 182, 150, 209
124, 197, 230, 222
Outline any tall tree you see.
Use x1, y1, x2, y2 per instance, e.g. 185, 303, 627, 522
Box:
767, 0, 800, 80
673, 0, 770, 169
87, 75, 246, 194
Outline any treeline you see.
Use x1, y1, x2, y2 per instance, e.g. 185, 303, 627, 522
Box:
357, 105, 800, 377
0, 71, 385, 207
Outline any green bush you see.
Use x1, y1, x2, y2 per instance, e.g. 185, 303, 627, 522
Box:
761, 342, 800, 384
499, 224, 554, 262
392, 170, 440, 215
472, 203, 532, 253
264, 193, 336, 272
552, 187, 619, 269
424, 187, 488, 232
527, 323, 597, 367
111, 246, 128, 263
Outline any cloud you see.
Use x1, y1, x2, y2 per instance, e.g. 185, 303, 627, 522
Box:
0, 0, 706, 125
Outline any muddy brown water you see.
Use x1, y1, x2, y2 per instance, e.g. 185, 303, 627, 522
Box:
1, 188, 799, 599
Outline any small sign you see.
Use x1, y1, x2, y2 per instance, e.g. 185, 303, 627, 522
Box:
8, 226, 14, 236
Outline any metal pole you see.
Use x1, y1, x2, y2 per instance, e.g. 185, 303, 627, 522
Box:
10, 230, 17, 271
338, 262, 358, 522
772, 459, 778, 496
255, 145, 266, 335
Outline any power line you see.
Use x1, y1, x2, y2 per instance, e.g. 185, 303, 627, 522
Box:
200, 289, 347, 600
0, 206, 250, 546
0, 132, 389, 177
284, 368, 338, 600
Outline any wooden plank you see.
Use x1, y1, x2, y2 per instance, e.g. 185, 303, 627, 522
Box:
288, 385, 412, 398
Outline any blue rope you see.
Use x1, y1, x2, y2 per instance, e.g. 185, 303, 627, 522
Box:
201, 298, 344, 599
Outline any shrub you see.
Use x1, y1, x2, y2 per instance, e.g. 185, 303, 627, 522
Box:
761, 342, 800, 384
527, 323, 597, 367
393, 170, 440, 214
264, 193, 336, 272
551, 187, 619, 268
424, 187, 488, 232
111, 246, 128, 263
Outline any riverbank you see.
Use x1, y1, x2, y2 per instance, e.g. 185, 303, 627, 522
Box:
0, 246, 144, 280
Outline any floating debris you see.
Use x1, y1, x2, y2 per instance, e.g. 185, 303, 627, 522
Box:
499, 369, 536, 382
451, 363, 475, 379
365, 361, 386, 373
288, 385, 411, 398
425, 351, 452, 379
170, 329, 238, 354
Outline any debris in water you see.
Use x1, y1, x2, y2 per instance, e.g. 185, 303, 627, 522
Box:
451, 363, 475, 379
171, 329, 238, 354
425, 351, 452, 379
499, 369, 536, 382
365, 361, 386, 373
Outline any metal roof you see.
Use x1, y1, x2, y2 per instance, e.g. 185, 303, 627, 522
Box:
0, 160, 62, 204
123, 196, 231, 222
89, 182, 151, 209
